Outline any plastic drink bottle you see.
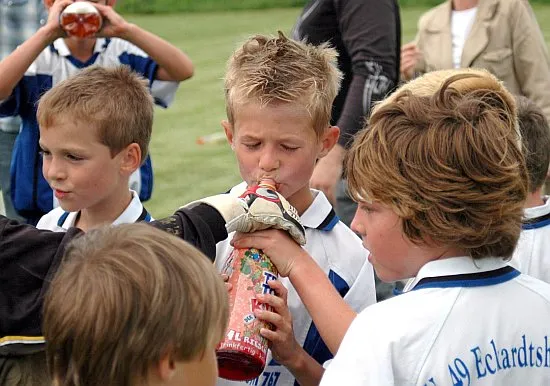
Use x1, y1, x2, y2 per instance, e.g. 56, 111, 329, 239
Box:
216, 180, 280, 381
59, 2, 102, 38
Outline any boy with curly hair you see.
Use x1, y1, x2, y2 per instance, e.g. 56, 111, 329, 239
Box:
233, 68, 550, 385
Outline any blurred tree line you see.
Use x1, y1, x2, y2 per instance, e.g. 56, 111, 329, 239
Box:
117, 0, 548, 15
117, 0, 306, 14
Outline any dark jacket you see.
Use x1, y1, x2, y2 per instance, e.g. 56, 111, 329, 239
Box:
293, 0, 401, 147
0, 204, 226, 355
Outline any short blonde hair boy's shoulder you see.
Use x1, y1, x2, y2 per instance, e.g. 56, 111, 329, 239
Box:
225, 31, 342, 137
44, 224, 228, 385
347, 69, 528, 259
37, 65, 154, 164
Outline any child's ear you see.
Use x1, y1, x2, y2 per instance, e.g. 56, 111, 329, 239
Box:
155, 352, 177, 382
119, 143, 141, 175
221, 120, 235, 150
318, 125, 340, 158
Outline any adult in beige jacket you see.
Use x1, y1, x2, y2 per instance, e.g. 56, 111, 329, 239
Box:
401, 0, 550, 123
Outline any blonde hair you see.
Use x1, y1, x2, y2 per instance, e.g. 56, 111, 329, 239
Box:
347, 69, 528, 259
37, 65, 154, 164
224, 31, 342, 137
44, 224, 228, 386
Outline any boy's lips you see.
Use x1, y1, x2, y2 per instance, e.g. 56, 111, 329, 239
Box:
54, 189, 70, 199
259, 180, 279, 191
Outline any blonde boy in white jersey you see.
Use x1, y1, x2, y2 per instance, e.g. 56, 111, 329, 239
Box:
36, 65, 153, 232
216, 33, 376, 386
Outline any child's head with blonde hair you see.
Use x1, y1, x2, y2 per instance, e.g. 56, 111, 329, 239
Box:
36, 65, 154, 227
37, 65, 153, 163
347, 69, 527, 280
222, 32, 343, 213
44, 224, 228, 386
224, 31, 342, 138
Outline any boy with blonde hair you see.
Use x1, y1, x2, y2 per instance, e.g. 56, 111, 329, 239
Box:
36, 65, 153, 232
233, 68, 550, 384
217, 32, 375, 386
511, 95, 550, 283
0, 64, 155, 385
0, 0, 193, 223
44, 223, 228, 386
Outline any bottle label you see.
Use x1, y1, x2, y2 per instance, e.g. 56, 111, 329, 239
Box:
217, 247, 278, 381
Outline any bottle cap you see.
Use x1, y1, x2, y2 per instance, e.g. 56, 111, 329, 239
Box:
259, 179, 277, 191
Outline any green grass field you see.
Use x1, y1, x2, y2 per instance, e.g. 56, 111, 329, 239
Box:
126, 5, 550, 217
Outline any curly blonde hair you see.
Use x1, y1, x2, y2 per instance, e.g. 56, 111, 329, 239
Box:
347, 69, 528, 259
225, 31, 342, 137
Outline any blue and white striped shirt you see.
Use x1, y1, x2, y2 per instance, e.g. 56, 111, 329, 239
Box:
0, 37, 179, 216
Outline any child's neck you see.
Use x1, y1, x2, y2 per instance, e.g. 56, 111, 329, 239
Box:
288, 185, 315, 216
75, 189, 133, 232
524, 189, 546, 209
64, 37, 98, 63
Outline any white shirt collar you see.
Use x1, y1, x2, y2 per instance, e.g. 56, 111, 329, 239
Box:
112, 190, 145, 225
523, 195, 550, 220
58, 211, 79, 229
59, 190, 143, 229
299, 189, 335, 229
403, 256, 511, 292
52, 37, 108, 57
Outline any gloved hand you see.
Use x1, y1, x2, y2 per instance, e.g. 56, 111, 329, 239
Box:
226, 185, 306, 245
182, 194, 248, 223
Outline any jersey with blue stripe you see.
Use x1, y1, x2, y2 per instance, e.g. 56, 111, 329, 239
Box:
36, 190, 153, 232
321, 256, 550, 385
511, 196, 550, 283
215, 182, 376, 386
0, 37, 179, 217
1, 190, 152, 354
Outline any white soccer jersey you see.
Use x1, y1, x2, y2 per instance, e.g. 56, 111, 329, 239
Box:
321, 256, 550, 385
36, 190, 152, 231
511, 196, 550, 283
20, 37, 179, 108
216, 182, 376, 386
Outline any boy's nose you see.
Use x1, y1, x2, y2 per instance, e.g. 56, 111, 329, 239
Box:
350, 208, 364, 235
258, 151, 279, 172
45, 158, 67, 181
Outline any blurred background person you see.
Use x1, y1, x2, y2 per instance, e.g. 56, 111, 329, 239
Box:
292, 0, 401, 301
401, 0, 550, 122
0, 0, 45, 220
